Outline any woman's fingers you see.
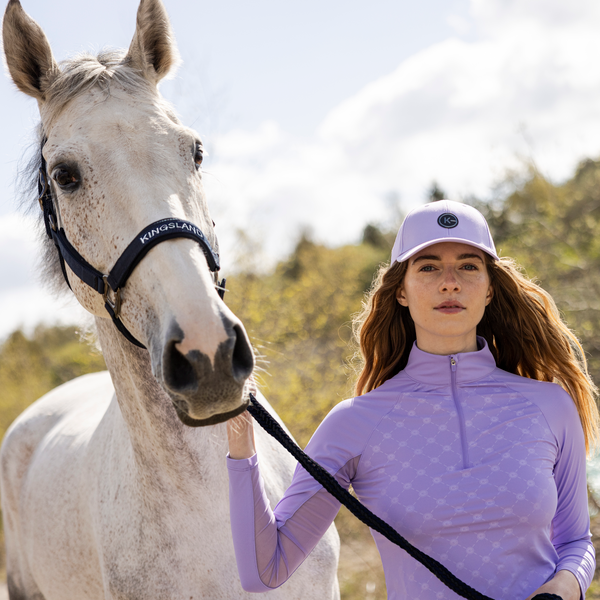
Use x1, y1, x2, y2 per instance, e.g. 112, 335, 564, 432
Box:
227, 410, 256, 459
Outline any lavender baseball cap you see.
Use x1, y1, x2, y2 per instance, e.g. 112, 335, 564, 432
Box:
391, 200, 499, 263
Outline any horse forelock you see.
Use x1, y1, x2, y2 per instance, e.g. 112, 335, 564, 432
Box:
20, 48, 181, 294
42, 49, 154, 126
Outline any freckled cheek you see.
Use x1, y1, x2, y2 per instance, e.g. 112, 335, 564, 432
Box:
402, 281, 435, 310
406, 306, 433, 330
402, 286, 435, 327
462, 279, 491, 307
67, 273, 106, 316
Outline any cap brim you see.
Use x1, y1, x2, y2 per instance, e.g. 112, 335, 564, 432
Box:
395, 238, 500, 263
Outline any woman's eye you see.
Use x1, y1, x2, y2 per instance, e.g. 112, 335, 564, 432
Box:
194, 142, 203, 169
419, 265, 436, 272
51, 166, 80, 191
462, 264, 478, 271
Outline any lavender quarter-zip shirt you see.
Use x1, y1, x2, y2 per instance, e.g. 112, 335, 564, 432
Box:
227, 340, 594, 599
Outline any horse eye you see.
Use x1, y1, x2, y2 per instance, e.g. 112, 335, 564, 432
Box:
51, 165, 80, 191
194, 142, 203, 169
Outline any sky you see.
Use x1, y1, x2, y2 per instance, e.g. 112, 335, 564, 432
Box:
2, 0, 600, 339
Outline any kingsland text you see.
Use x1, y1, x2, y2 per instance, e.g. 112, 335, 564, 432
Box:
139, 221, 206, 245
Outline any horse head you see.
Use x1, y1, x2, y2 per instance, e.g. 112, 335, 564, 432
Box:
2, 0, 255, 426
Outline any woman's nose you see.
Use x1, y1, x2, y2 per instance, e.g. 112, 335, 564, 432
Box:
440, 267, 460, 291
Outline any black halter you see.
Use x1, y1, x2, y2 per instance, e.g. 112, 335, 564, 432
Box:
38, 145, 226, 349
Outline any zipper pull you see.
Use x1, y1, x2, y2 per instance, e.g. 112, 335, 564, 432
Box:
450, 357, 457, 371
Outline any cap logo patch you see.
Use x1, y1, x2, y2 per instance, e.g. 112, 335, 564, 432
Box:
437, 213, 458, 229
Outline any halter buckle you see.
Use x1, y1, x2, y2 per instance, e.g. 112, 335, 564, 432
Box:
216, 276, 226, 300
103, 276, 122, 319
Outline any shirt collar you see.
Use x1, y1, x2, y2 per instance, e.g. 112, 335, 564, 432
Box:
403, 336, 497, 385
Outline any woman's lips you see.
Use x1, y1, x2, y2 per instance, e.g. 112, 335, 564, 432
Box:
434, 301, 465, 314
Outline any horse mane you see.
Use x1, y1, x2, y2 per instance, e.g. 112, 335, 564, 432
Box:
19, 49, 179, 293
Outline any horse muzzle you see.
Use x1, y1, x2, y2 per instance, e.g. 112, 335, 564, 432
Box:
160, 318, 255, 426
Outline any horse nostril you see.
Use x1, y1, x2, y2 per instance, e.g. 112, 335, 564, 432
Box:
161, 320, 254, 398
164, 340, 197, 391
231, 323, 255, 383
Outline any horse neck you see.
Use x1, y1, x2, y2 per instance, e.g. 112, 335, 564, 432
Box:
94, 316, 227, 489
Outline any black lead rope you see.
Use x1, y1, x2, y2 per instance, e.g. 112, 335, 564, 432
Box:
246, 394, 562, 600
36, 143, 561, 600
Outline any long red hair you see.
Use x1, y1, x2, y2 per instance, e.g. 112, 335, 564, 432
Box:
353, 255, 600, 454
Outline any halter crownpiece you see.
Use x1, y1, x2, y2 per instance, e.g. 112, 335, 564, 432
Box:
37, 142, 226, 349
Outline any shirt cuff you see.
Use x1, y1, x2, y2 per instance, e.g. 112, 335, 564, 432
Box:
226, 452, 259, 471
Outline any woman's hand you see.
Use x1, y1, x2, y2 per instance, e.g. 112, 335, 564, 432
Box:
526, 569, 580, 600
227, 410, 256, 459
227, 376, 257, 460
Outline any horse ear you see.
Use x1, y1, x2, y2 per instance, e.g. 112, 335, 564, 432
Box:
126, 0, 180, 84
2, 0, 59, 101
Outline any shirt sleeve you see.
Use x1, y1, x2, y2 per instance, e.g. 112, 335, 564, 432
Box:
542, 387, 595, 597
226, 398, 369, 591
227, 453, 356, 591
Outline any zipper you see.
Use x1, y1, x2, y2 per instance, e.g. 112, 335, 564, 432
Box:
450, 356, 470, 469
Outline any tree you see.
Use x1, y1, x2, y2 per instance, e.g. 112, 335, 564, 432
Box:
474, 159, 600, 383
0, 326, 106, 441
226, 236, 389, 446
428, 181, 447, 202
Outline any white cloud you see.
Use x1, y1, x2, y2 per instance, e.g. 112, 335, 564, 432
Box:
0, 213, 89, 340
447, 15, 471, 36
4, 0, 600, 334
0, 213, 38, 293
470, 0, 600, 32
206, 0, 600, 263
0, 283, 89, 341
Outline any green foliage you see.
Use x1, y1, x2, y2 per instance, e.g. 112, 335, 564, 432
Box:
428, 180, 447, 202
362, 224, 390, 250
0, 325, 106, 441
226, 231, 391, 598
226, 232, 390, 447
474, 159, 600, 383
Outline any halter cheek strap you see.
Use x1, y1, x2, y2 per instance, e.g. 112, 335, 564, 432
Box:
38, 147, 225, 349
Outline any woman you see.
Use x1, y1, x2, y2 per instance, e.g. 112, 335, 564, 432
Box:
227, 200, 598, 600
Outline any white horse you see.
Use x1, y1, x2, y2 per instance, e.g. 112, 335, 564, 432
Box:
1, 1, 340, 598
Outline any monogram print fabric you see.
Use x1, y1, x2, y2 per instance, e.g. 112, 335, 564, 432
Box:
228, 340, 594, 599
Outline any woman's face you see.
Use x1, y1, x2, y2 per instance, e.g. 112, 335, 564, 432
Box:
396, 241, 493, 355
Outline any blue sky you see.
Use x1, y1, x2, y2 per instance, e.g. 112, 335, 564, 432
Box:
2, 0, 600, 338
0, 0, 472, 190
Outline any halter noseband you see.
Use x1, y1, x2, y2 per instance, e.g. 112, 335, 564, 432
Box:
38, 144, 226, 349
